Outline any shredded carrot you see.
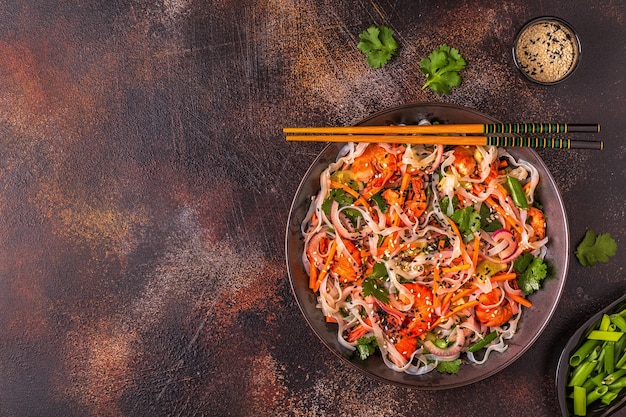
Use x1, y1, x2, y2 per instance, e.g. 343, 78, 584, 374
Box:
440, 290, 455, 313
378, 232, 399, 256
325, 315, 338, 323
391, 173, 412, 227
429, 299, 481, 330
447, 218, 469, 260
523, 182, 532, 194
490, 272, 518, 283
313, 239, 337, 292
442, 263, 471, 273
308, 254, 319, 290
447, 299, 480, 317
485, 196, 524, 235
347, 317, 372, 342
505, 290, 533, 308
495, 182, 509, 197
330, 180, 369, 207
451, 286, 476, 303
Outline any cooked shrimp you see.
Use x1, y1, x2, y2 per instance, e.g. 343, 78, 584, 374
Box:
404, 177, 428, 221
452, 146, 477, 177
350, 144, 397, 197
475, 288, 513, 328
381, 176, 427, 224
526, 206, 546, 241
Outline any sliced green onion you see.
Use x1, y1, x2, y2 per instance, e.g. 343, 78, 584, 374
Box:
588, 330, 624, 342
601, 389, 622, 405
607, 376, 626, 389
569, 360, 598, 387
603, 369, 626, 385
604, 341, 616, 374
587, 385, 609, 405
573, 386, 587, 416
610, 314, 626, 333
569, 339, 602, 367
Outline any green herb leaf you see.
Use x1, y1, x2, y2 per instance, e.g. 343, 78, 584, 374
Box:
369, 262, 389, 279
575, 230, 617, 267
322, 188, 353, 215
480, 202, 503, 232
436, 359, 462, 374
362, 276, 389, 303
370, 193, 388, 213
363, 263, 389, 303
420, 44, 466, 95
357, 25, 399, 69
439, 195, 459, 216
356, 336, 379, 360
322, 189, 362, 225
517, 256, 548, 295
513, 252, 533, 274
450, 206, 481, 240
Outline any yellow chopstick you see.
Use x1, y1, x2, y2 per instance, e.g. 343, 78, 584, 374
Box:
284, 123, 600, 135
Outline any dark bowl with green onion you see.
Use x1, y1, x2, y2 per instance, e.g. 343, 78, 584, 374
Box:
557, 293, 626, 416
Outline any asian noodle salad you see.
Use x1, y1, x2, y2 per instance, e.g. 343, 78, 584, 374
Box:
300, 131, 550, 375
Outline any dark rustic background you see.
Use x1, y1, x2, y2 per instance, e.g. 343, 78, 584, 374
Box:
0, 0, 624, 416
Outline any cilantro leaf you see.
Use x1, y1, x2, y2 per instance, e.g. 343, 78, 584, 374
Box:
513, 253, 534, 274
370, 193, 388, 213
576, 230, 617, 267
516, 256, 548, 295
355, 336, 378, 360
437, 359, 462, 374
362, 263, 389, 303
322, 188, 362, 225
419, 44, 467, 95
362, 277, 389, 303
450, 206, 481, 241
369, 262, 389, 279
357, 25, 399, 69
322, 188, 353, 215
439, 195, 459, 216
480, 202, 503, 232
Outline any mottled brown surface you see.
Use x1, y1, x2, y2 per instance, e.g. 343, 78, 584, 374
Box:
0, 0, 624, 416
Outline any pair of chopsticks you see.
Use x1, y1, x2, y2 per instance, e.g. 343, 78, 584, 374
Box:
284, 123, 603, 150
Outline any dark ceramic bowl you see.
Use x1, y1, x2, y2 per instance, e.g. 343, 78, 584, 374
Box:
285, 103, 569, 389
557, 293, 626, 416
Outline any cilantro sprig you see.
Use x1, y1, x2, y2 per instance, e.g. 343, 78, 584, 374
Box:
322, 188, 362, 225
514, 253, 548, 294
436, 359, 462, 374
355, 336, 378, 360
419, 44, 467, 95
576, 230, 617, 267
450, 206, 481, 241
362, 262, 389, 303
357, 25, 399, 69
